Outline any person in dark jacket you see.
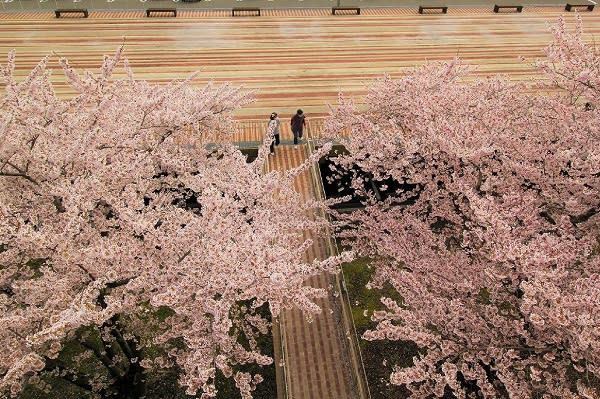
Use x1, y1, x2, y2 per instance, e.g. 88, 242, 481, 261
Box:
290, 109, 306, 147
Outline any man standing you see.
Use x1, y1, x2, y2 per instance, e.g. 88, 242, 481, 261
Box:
291, 109, 306, 147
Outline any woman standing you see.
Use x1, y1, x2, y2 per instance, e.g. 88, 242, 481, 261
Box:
268, 112, 281, 155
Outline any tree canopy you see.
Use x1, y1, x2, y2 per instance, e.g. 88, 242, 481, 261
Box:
0, 48, 349, 398
325, 16, 600, 398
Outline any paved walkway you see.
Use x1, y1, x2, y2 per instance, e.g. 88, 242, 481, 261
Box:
266, 123, 363, 399
0, 0, 575, 15
3, 9, 600, 120
4, 10, 599, 398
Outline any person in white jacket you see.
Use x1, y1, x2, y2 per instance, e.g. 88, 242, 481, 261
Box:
268, 112, 281, 155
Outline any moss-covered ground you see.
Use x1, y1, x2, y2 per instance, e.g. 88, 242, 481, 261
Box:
342, 257, 418, 399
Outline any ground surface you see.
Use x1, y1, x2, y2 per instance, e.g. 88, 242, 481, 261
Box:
2, 8, 600, 399
1, 8, 599, 120
0, 0, 586, 13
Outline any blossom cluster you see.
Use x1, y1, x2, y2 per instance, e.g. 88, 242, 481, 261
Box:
325, 16, 600, 398
0, 48, 350, 397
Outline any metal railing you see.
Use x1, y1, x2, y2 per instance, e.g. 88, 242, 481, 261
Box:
305, 118, 372, 399
255, 121, 290, 399
230, 117, 370, 399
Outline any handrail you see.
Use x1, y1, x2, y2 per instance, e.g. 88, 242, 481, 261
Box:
235, 116, 370, 399
281, 315, 291, 399
253, 118, 290, 399
305, 118, 372, 399
272, 315, 290, 399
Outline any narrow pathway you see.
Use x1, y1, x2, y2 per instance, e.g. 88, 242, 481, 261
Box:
266, 124, 362, 399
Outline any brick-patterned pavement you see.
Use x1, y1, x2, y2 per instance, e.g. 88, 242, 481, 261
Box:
266, 125, 362, 399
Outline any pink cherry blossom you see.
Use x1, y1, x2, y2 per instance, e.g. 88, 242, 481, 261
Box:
325, 17, 600, 398
0, 48, 351, 397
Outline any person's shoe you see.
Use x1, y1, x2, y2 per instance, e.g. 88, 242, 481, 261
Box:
294, 145, 298, 149
270, 152, 275, 155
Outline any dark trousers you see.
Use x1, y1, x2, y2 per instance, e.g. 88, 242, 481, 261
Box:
274, 134, 280, 145
292, 128, 302, 144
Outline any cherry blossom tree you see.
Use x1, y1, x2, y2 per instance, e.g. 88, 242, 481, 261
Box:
0, 48, 350, 398
324, 16, 600, 398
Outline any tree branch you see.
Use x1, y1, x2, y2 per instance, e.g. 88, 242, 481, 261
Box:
0, 171, 39, 185
79, 335, 126, 379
